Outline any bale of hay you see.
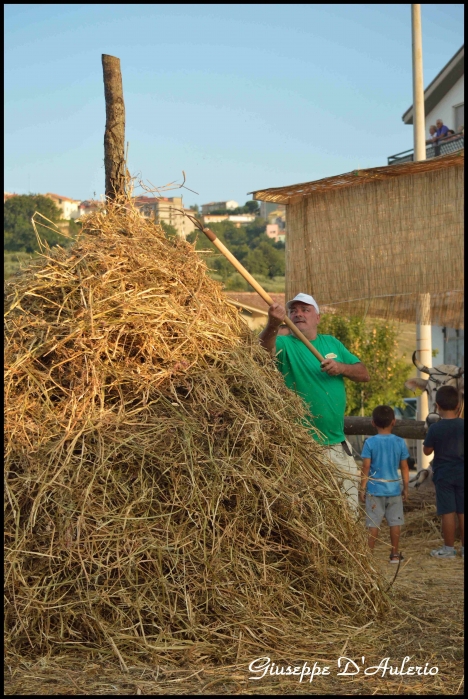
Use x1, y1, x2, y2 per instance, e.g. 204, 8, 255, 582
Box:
4, 198, 389, 666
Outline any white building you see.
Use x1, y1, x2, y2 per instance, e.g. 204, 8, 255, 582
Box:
260, 201, 286, 220
402, 46, 464, 368
431, 327, 464, 368
203, 213, 256, 228
132, 196, 196, 239
266, 223, 286, 243
45, 193, 81, 220
402, 45, 464, 134
201, 200, 239, 215
226, 214, 255, 224
78, 200, 103, 217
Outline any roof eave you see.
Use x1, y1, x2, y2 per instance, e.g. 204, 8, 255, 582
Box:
249, 151, 464, 204
402, 45, 464, 125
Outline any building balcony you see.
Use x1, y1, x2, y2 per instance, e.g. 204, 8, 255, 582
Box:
388, 134, 464, 165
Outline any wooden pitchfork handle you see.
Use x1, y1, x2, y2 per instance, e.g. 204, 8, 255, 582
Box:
201, 226, 325, 364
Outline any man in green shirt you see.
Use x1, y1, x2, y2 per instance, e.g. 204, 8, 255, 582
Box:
259, 293, 370, 510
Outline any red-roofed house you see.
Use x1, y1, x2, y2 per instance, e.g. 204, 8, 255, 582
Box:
45, 193, 81, 220
78, 200, 104, 217
133, 195, 197, 239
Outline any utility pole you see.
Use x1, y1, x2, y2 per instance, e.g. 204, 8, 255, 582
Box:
411, 4, 432, 472
102, 54, 126, 200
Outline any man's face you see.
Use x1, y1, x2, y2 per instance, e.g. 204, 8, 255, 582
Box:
288, 302, 320, 335
436, 120, 443, 128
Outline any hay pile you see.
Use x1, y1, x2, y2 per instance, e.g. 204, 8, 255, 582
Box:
5, 199, 389, 666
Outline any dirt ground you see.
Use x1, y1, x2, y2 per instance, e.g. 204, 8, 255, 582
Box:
5, 480, 464, 696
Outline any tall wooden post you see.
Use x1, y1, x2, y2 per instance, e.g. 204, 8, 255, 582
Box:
102, 54, 126, 200
411, 5, 432, 472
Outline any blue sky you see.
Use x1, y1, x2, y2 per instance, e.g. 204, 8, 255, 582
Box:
4, 4, 464, 207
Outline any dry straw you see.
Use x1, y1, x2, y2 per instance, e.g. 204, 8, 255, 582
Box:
5, 197, 389, 667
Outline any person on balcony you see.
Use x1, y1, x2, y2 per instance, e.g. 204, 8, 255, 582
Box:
442, 129, 458, 143
426, 125, 437, 144
432, 119, 449, 142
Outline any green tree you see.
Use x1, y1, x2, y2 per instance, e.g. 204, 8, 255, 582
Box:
243, 200, 260, 214
160, 220, 178, 240
245, 219, 267, 246
212, 255, 234, 280
187, 218, 285, 288
244, 248, 269, 276
318, 313, 412, 416
245, 240, 285, 278
4, 195, 64, 253
255, 241, 285, 277
224, 272, 249, 291
68, 218, 82, 239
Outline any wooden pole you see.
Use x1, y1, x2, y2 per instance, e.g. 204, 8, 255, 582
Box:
411, 5, 426, 162
344, 417, 427, 440
411, 6, 432, 471
202, 227, 325, 363
102, 54, 126, 200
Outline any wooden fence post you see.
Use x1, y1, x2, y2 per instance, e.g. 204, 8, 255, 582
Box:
102, 54, 126, 200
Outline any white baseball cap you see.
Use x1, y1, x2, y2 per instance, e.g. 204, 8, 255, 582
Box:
286, 293, 320, 314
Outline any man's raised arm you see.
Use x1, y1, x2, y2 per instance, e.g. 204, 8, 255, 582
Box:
259, 303, 286, 353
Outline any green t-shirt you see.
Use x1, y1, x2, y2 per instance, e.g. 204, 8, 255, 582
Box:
275, 334, 361, 445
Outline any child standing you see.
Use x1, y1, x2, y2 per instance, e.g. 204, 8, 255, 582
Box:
423, 385, 464, 558
360, 405, 410, 563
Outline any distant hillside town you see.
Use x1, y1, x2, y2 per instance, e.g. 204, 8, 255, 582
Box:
4, 192, 287, 241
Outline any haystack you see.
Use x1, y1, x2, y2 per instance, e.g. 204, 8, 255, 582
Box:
4, 199, 389, 666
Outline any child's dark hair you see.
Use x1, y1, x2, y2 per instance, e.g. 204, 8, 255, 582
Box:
435, 385, 459, 411
372, 405, 395, 428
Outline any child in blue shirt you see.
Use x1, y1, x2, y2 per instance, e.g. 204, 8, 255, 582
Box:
360, 405, 410, 563
423, 385, 464, 559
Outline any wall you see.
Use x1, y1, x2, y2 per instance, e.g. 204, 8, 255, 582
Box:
431, 325, 464, 367
155, 197, 197, 239
284, 163, 464, 328
63, 201, 80, 220
201, 201, 239, 215
443, 327, 464, 366
425, 76, 464, 133
431, 326, 444, 364
260, 201, 286, 220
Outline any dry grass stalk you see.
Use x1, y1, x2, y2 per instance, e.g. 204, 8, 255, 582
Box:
5, 197, 390, 666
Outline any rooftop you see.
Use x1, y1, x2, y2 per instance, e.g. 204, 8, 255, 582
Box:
402, 45, 464, 125
133, 196, 182, 204
250, 150, 464, 205
45, 193, 81, 203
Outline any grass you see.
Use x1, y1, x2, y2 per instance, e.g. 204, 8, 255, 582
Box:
4, 251, 39, 279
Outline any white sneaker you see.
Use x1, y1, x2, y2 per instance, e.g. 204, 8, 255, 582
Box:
430, 546, 457, 558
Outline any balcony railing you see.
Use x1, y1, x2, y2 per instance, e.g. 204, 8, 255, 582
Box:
388, 134, 464, 165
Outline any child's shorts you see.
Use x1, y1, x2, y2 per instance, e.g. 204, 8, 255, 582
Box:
434, 471, 464, 515
365, 494, 404, 528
